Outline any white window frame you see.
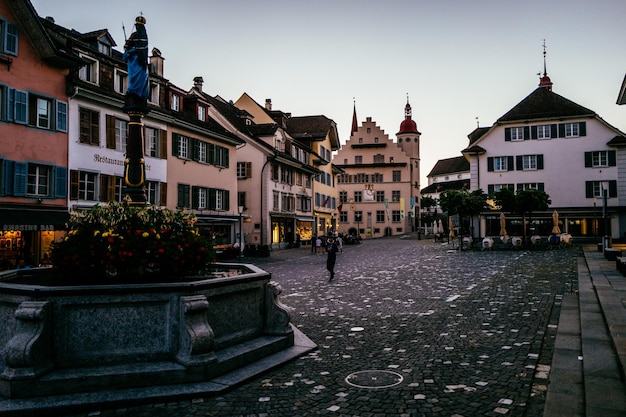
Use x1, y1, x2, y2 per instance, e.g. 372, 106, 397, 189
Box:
35, 97, 51, 129
592, 151, 608, 167
79, 55, 99, 85
494, 156, 508, 172
197, 188, 207, 209
78, 171, 98, 201
565, 123, 579, 138
522, 155, 537, 170
115, 118, 128, 151
198, 105, 206, 121
27, 164, 50, 196
537, 125, 551, 139
178, 136, 189, 159
145, 127, 158, 157
114, 69, 128, 94
149, 81, 159, 104
510, 127, 524, 141
171, 93, 180, 111
198, 141, 207, 163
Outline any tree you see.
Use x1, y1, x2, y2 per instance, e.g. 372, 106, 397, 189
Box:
439, 189, 488, 247
494, 188, 551, 243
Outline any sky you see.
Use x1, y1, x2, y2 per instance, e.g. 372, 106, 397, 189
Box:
31, 0, 626, 188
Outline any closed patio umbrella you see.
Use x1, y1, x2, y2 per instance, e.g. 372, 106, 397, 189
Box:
499, 213, 508, 236
439, 219, 444, 235
552, 210, 561, 234
448, 216, 455, 238
432, 220, 439, 235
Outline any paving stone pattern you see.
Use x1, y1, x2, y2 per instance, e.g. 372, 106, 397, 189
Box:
66, 237, 580, 417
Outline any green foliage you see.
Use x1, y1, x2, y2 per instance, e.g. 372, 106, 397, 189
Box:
494, 188, 551, 215
51, 198, 215, 281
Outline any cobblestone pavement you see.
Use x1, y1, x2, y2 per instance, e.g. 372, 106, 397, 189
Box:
68, 236, 580, 417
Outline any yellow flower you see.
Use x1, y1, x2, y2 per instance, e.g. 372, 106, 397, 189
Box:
142, 232, 149, 238
94, 230, 101, 237
155, 233, 160, 240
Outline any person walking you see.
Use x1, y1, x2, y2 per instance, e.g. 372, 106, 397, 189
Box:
315, 237, 322, 255
326, 237, 339, 282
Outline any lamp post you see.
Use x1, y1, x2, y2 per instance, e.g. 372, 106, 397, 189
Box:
593, 197, 597, 244
238, 205, 244, 259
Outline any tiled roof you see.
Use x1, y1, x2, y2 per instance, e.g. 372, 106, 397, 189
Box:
497, 87, 595, 123
467, 127, 490, 145
421, 179, 470, 194
426, 156, 469, 177
287, 115, 333, 140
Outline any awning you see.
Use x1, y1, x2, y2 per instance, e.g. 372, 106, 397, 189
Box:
1, 208, 70, 231
296, 217, 314, 223
196, 216, 238, 226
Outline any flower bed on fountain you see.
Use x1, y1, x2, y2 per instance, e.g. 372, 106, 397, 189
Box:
0, 201, 315, 415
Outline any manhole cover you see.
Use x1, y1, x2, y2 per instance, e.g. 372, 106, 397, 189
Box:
345, 370, 404, 389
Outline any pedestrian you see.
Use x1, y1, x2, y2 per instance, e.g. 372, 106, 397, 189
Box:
315, 237, 322, 255
336, 235, 343, 253
326, 237, 339, 282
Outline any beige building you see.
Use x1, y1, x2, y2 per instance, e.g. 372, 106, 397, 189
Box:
334, 100, 421, 238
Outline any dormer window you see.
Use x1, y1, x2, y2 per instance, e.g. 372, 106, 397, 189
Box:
98, 42, 111, 56
79, 55, 99, 85
171, 93, 180, 111
198, 105, 206, 122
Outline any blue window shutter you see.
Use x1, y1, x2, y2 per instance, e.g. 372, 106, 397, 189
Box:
56, 101, 68, 132
14, 89, 27, 124
5, 23, 18, 56
8, 88, 14, 121
13, 161, 27, 196
54, 166, 68, 198
4, 160, 14, 195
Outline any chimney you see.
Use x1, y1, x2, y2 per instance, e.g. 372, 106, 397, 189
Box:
265, 99, 272, 110
149, 47, 164, 77
193, 76, 204, 92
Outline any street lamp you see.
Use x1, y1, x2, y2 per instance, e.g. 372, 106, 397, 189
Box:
238, 205, 244, 259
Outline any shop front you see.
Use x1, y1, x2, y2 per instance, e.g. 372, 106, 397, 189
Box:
0, 206, 69, 270
271, 215, 297, 249
296, 217, 314, 246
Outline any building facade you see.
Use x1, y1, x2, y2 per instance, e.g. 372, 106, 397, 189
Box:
0, 0, 83, 268
334, 100, 421, 239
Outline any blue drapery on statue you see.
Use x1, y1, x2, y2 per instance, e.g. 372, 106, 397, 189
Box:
123, 17, 149, 112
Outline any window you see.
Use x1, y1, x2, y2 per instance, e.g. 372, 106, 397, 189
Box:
145, 127, 159, 157
339, 191, 347, 203
494, 156, 508, 171
339, 211, 347, 223
210, 143, 229, 167
99, 174, 123, 202
273, 191, 279, 210
537, 125, 551, 139
79, 108, 99, 145
392, 170, 401, 182
392, 210, 401, 222
510, 127, 524, 141
198, 105, 206, 121
376, 210, 385, 222
585, 151, 616, 168
114, 69, 127, 94
518, 183, 543, 191
197, 188, 207, 209
237, 161, 252, 178
27, 164, 50, 196
70, 170, 98, 201
145, 181, 159, 205
281, 167, 293, 184
173, 134, 189, 159
98, 41, 111, 56
115, 118, 128, 150
354, 210, 363, 222
372, 173, 383, 183
354, 191, 362, 202
392, 190, 400, 202
34, 97, 50, 128
171, 93, 180, 111
149, 81, 159, 104
238, 191, 246, 209
565, 123, 579, 138
373, 154, 384, 163
79, 55, 99, 84
376, 190, 385, 202
198, 141, 208, 163
522, 155, 537, 170
281, 193, 295, 212
355, 155, 362, 164
586, 180, 617, 199
1, 19, 18, 55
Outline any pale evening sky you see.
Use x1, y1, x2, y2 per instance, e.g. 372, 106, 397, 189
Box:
32, 0, 626, 188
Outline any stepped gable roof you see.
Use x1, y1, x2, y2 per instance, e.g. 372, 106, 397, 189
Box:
426, 156, 469, 177
497, 87, 595, 123
421, 179, 470, 194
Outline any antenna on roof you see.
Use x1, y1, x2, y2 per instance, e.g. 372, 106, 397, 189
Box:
542, 38, 547, 77
475, 116, 479, 128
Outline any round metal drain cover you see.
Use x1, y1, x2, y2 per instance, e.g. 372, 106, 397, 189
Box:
345, 370, 404, 389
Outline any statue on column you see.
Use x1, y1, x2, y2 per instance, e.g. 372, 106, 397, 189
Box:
122, 15, 149, 113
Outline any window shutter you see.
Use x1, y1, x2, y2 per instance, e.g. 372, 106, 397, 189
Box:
609, 150, 616, 167
172, 133, 179, 156
516, 156, 523, 170
5, 23, 18, 55
4, 160, 14, 195
504, 128, 511, 142
192, 139, 200, 161
99, 174, 108, 201
159, 182, 167, 206
191, 186, 199, 209
54, 166, 67, 198
70, 170, 79, 200
579, 122, 586, 137
8, 88, 14, 121
13, 89, 28, 124
223, 189, 230, 211
537, 154, 544, 170
105, 115, 116, 149
56, 101, 68, 132
208, 188, 216, 209
245, 162, 252, 177
550, 124, 558, 138
609, 180, 617, 198
159, 129, 167, 159
585, 181, 593, 198
558, 124, 565, 138
584, 152, 592, 167
13, 161, 27, 196
223, 148, 229, 168
487, 157, 494, 172
530, 126, 537, 139
487, 184, 494, 196
523, 126, 530, 141
538, 183, 544, 192
507, 156, 514, 171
